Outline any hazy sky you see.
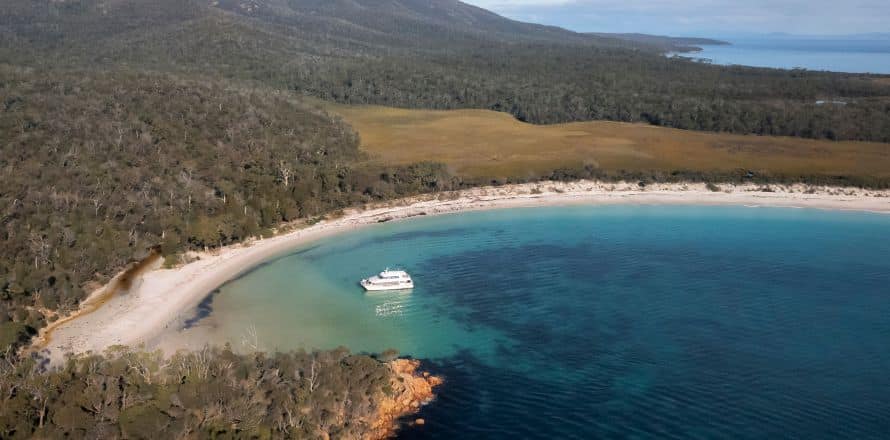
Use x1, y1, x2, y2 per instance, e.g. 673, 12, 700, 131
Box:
462, 0, 890, 36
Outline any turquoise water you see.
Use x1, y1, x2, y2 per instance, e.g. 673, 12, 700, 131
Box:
676, 37, 890, 74
177, 206, 890, 438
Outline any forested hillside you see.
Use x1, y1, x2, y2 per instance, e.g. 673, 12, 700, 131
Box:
0, 66, 457, 350
586, 33, 730, 51
3, 0, 890, 141
0, 1, 888, 437
0, 346, 406, 438
2, 0, 889, 353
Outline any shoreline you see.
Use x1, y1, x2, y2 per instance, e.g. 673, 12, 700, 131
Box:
35, 181, 890, 362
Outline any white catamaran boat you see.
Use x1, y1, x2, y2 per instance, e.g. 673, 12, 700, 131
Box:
360, 269, 414, 291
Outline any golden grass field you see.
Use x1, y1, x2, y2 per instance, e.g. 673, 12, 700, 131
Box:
328, 104, 890, 181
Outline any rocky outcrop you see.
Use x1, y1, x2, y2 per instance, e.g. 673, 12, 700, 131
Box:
368, 359, 443, 439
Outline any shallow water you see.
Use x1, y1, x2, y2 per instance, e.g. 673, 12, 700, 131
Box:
170, 205, 890, 438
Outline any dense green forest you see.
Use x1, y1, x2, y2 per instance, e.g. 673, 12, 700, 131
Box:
585, 33, 730, 51
0, 345, 400, 438
0, 67, 457, 351
1, 1, 889, 437
0, 66, 448, 439
1, 0, 888, 359
2, 0, 890, 142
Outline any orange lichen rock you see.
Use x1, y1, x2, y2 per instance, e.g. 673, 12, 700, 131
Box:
368, 359, 443, 439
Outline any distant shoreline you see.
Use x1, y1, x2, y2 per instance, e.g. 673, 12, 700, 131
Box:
35, 181, 890, 362
667, 36, 890, 74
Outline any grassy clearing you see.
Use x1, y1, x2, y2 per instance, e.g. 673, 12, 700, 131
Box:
329, 104, 890, 182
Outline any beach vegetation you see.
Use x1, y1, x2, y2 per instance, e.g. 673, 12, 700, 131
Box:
0, 69, 460, 351
378, 348, 401, 362
162, 255, 181, 269
0, 322, 30, 350
0, 1, 888, 438
0, 346, 397, 439
2, 2, 887, 346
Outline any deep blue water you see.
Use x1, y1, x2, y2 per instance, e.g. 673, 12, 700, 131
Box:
179, 206, 890, 439
673, 36, 890, 74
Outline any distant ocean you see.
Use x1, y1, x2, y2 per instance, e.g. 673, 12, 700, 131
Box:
673, 36, 890, 74
169, 206, 890, 439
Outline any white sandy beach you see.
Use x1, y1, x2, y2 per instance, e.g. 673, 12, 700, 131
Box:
36, 181, 890, 362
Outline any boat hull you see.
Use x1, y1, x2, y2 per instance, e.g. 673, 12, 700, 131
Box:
361, 280, 414, 291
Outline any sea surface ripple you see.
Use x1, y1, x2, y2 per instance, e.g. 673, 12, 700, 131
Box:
173, 206, 890, 439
